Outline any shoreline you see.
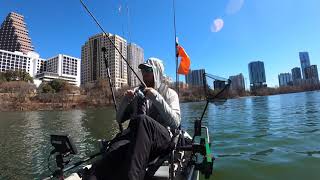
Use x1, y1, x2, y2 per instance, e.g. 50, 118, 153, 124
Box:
0, 102, 114, 112
1, 90, 319, 112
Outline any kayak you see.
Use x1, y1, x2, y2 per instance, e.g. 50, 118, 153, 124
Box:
64, 131, 200, 180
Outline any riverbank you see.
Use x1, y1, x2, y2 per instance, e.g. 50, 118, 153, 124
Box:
0, 97, 199, 112
180, 88, 320, 103
0, 101, 111, 112
0, 92, 115, 112
1, 88, 320, 112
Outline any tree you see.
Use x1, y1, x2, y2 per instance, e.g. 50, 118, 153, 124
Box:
17, 70, 33, 83
0, 72, 6, 83
49, 79, 66, 92
39, 83, 55, 93
0, 70, 33, 83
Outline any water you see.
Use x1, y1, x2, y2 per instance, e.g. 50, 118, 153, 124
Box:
1, 91, 320, 179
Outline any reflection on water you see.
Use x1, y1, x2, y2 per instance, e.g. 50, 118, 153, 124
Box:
208, 92, 320, 180
250, 96, 270, 137
0, 91, 320, 179
0, 108, 120, 179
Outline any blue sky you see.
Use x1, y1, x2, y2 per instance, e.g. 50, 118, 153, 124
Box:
1, 0, 320, 87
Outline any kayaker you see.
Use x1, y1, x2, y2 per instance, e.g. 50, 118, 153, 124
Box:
91, 57, 181, 180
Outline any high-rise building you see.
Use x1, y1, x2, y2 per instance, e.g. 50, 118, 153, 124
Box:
248, 61, 267, 90
229, 73, 245, 91
291, 67, 302, 86
0, 49, 44, 77
278, 73, 293, 87
127, 43, 144, 87
81, 33, 127, 89
304, 65, 319, 85
213, 80, 226, 90
291, 67, 302, 80
185, 69, 205, 87
0, 12, 34, 54
35, 54, 81, 86
299, 52, 311, 79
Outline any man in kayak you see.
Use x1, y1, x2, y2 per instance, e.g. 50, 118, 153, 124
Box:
92, 57, 181, 180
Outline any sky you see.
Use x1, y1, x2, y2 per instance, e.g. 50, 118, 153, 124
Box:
1, 0, 320, 87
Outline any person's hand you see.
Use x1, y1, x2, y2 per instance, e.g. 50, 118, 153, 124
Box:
144, 87, 158, 99
124, 90, 134, 99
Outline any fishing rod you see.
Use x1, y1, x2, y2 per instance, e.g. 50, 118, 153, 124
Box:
79, 0, 145, 88
80, 0, 148, 132
180, 73, 231, 179
171, 1, 215, 178
172, 0, 179, 95
101, 47, 123, 132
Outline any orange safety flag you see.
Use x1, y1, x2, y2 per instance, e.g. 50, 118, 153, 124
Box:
177, 45, 191, 75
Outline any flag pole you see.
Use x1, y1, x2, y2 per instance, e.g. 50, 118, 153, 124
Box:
173, 0, 179, 95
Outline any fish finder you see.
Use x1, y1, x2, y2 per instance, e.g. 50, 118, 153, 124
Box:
50, 134, 77, 155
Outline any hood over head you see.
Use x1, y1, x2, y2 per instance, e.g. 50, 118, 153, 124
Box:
139, 57, 165, 89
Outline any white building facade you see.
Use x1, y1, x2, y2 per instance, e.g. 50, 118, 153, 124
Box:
0, 49, 80, 87
0, 49, 45, 77
37, 54, 81, 86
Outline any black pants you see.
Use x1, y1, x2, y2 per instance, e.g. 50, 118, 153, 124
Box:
93, 114, 172, 180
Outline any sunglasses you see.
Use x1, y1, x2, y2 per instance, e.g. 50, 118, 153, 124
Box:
141, 68, 153, 73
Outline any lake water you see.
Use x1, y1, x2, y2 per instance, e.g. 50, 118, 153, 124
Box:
0, 91, 319, 179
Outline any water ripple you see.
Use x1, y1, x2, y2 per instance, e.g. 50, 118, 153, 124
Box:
253, 148, 274, 156
296, 150, 320, 157
297, 129, 319, 134
1, 91, 320, 179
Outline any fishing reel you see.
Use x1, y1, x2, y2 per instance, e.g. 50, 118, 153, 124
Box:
134, 85, 146, 100
134, 85, 147, 115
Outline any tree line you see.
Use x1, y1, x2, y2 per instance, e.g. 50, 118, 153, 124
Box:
0, 70, 127, 110
0, 69, 319, 111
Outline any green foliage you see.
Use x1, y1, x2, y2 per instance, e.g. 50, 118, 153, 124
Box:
0, 73, 6, 83
50, 79, 66, 92
0, 70, 33, 83
38, 79, 73, 93
40, 83, 55, 93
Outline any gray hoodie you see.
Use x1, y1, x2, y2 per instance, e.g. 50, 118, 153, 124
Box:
116, 58, 181, 129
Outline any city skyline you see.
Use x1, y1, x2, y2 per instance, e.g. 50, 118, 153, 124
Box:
1, 0, 320, 87
0, 11, 318, 90
0, 11, 147, 89
277, 51, 319, 87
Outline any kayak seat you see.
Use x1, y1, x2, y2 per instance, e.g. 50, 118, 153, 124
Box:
145, 129, 185, 179
145, 154, 170, 179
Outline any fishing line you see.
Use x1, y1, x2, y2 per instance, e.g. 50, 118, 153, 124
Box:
126, 2, 132, 43
172, 0, 179, 95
